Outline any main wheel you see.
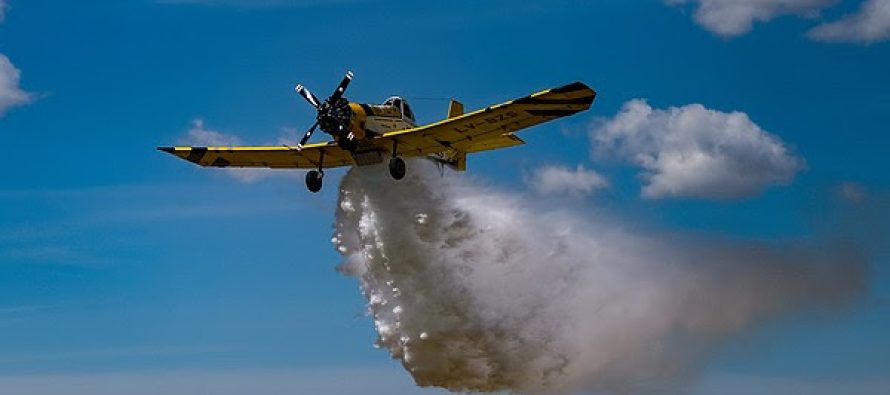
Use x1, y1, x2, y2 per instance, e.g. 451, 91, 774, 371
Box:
305, 170, 323, 192
388, 157, 406, 180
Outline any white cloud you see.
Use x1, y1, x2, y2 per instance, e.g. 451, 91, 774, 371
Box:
667, 0, 836, 37
808, 0, 890, 43
591, 99, 804, 200
0, 54, 33, 116
0, 5, 35, 117
178, 119, 297, 183
181, 119, 245, 146
525, 164, 608, 197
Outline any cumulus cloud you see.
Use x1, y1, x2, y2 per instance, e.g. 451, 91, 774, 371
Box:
333, 162, 865, 394
808, 0, 890, 43
0, 54, 33, 116
591, 99, 804, 200
181, 119, 244, 146
177, 119, 296, 183
0, 3, 34, 117
667, 0, 836, 37
525, 164, 609, 197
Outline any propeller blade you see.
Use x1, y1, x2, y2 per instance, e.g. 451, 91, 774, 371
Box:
328, 70, 354, 103
297, 121, 319, 148
295, 84, 322, 108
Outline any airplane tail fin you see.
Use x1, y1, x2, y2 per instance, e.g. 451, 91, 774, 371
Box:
447, 99, 464, 119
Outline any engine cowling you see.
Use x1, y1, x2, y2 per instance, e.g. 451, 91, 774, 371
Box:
317, 99, 368, 140
346, 102, 368, 139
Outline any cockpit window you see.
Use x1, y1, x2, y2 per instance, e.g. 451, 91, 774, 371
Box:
382, 97, 413, 120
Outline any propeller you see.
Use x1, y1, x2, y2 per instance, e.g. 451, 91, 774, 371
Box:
293, 70, 354, 149
294, 84, 321, 108
298, 121, 319, 147
329, 71, 353, 103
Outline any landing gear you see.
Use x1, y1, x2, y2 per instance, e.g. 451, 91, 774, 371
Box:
389, 157, 406, 180
306, 150, 325, 193
305, 170, 323, 193
388, 140, 406, 180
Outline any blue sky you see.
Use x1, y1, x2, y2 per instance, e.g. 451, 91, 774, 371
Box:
1, 0, 889, 394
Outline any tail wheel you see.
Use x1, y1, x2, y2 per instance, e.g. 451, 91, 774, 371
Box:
305, 170, 323, 192
389, 157, 406, 180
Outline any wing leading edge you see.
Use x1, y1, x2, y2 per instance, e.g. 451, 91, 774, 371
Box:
156, 142, 353, 169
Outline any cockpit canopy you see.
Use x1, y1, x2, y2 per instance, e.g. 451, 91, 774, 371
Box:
382, 96, 415, 122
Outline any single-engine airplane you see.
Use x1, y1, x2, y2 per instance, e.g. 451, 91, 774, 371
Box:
158, 71, 596, 192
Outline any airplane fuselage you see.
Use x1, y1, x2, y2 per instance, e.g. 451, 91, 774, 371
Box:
349, 102, 416, 136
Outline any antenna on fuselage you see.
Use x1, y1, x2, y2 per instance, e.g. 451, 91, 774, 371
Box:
404, 96, 452, 102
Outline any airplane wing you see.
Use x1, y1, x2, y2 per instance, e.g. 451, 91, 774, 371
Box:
156, 141, 353, 169
158, 81, 595, 170
375, 81, 596, 157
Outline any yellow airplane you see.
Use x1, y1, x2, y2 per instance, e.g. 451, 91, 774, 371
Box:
158, 71, 597, 192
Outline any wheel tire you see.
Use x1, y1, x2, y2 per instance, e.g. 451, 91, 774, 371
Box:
389, 157, 406, 180
305, 170, 323, 193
